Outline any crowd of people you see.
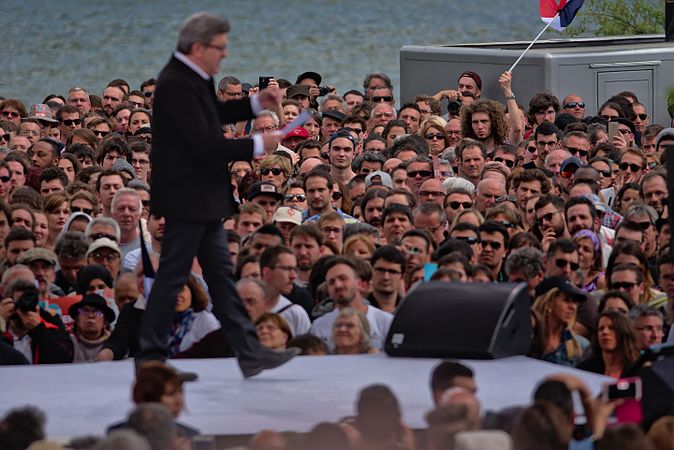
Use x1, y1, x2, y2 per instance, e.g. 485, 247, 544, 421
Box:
1, 50, 674, 448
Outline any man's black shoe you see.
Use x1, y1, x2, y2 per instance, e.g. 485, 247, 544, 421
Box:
239, 347, 300, 378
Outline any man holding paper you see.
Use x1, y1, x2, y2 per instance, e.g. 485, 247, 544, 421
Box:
137, 12, 299, 377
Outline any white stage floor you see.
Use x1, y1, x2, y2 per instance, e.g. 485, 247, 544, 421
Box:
2, 354, 610, 439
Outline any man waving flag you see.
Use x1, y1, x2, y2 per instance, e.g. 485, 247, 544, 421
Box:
540, 0, 586, 31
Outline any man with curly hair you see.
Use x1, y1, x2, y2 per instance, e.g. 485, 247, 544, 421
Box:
460, 99, 509, 154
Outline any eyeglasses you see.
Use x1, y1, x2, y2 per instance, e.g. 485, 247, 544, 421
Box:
90, 252, 120, 262
321, 226, 343, 235
494, 157, 515, 168
372, 96, 393, 103
481, 240, 503, 250
498, 221, 515, 229
79, 307, 104, 318
555, 259, 579, 271
90, 232, 117, 241
635, 325, 664, 333
260, 167, 284, 176
203, 42, 228, 52
425, 133, 445, 140
448, 201, 473, 210
1, 111, 20, 118
143, 91, 154, 98
618, 128, 631, 135
593, 168, 612, 178
132, 158, 150, 166
633, 221, 652, 230
636, 113, 649, 121
455, 236, 480, 245
0, 133, 9, 142
566, 147, 589, 158
536, 212, 557, 225
254, 126, 277, 133
93, 130, 109, 137
620, 162, 642, 172
407, 170, 433, 178
419, 190, 444, 198
537, 140, 557, 148
563, 102, 585, 109
611, 281, 637, 290
332, 191, 343, 200
61, 119, 81, 126
72, 206, 94, 215
273, 265, 297, 273
373, 267, 402, 276
284, 194, 306, 202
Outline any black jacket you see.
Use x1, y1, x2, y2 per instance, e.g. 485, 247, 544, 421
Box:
150, 55, 257, 221
3, 309, 73, 364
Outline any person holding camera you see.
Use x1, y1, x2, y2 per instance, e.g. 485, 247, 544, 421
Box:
3, 282, 73, 364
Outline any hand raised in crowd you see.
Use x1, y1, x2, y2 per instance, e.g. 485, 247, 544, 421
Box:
261, 133, 283, 153
256, 85, 282, 111
498, 71, 514, 97
16, 307, 41, 331
432, 89, 462, 103
612, 129, 628, 151
0, 297, 15, 322
540, 227, 557, 253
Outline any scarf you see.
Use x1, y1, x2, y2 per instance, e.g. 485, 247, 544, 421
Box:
168, 309, 196, 357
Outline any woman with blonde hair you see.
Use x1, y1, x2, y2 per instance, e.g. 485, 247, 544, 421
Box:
530, 277, 589, 367
420, 116, 449, 156
342, 234, 376, 261
258, 154, 292, 191
449, 208, 484, 232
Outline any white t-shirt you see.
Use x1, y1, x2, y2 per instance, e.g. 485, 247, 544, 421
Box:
271, 295, 311, 337
310, 305, 393, 351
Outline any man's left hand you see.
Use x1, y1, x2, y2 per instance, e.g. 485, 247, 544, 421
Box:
17, 308, 41, 331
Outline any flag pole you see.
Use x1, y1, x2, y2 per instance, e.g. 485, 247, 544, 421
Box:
508, 11, 560, 72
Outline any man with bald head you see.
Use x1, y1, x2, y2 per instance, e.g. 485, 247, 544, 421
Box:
474, 178, 505, 214
545, 149, 571, 179
300, 157, 324, 175
561, 94, 585, 120
417, 179, 446, 207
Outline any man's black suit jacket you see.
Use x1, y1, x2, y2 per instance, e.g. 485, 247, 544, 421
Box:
151, 55, 256, 221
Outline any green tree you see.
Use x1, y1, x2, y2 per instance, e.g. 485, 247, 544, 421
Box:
565, 0, 665, 35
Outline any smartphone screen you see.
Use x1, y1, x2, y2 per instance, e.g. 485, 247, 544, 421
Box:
608, 121, 619, 141
259, 76, 272, 90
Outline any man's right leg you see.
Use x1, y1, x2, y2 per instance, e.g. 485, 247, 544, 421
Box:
136, 219, 205, 365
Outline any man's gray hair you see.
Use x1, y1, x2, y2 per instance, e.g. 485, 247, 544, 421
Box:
624, 204, 658, 223
505, 247, 544, 278
236, 277, 269, 299
112, 187, 143, 213
177, 12, 230, 54
545, 149, 571, 166
319, 94, 345, 113
86, 216, 121, 242
1, 264, 36, 288
94, 429, 151, 450
255, 110, 279, 127
218, 75, 241, 92
628, 304, 663, 322
126, 403, 176, 450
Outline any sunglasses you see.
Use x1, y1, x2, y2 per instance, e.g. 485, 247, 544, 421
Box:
536, 212, 557, 225
555, 259, 579, 271
0, 133, 9, 142
72, 206, 94, 215
566, 147, 589, 158
494, 157, 515, 168
526, 146, 537, 153
455, 236, 480, 245
618, 128, 631, 135
448, 201, 473, 210
620, 162, 642, 172
260, 168, 283, 176
143, 91, 154, 98
1, 111, 20, 118
90, 232, 117, 241
332, 191, 343, 200
593, 168, 612, 178
560, 168, 578, 179
611, 281, 637, 290
93, 130, 110, 137
633, 221, 652, 230
285, 194, 306, 202
61, 119, 82, 126
0, 175, 10, 183
372, 96, 393, 103
481, 240, 503, 250
425, 133, 445, 140
563, 102, 585, 109
407, 170, 433, 178
637, 113, 648, 120
498, 220, 516, 229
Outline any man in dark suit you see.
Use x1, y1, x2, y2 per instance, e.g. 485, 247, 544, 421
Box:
137, 12, 298, 377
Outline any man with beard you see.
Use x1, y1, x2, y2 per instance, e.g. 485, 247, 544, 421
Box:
478, 221, 509, 281
362, 190, 387, 230
289, 224, 322, 288
310, 256, 393, 351
533, 195, 569, 252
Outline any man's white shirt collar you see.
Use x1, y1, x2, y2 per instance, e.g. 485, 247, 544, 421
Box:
174, 51, 210, 80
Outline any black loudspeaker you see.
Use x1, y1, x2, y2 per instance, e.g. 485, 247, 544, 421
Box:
384, 281, 531, 359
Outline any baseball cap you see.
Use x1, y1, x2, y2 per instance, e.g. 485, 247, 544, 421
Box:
534, 276, 587, 302
458, 71, 482, 90
23, 104, 59, 124
560, 157, 585, 173
247, 181, 284, 201
286, 84, 311, 99
272, 207, 302, 226
322, 110, 346, 123
17, 248, 58, 266
365, 171, 393, 190
86, 237, 121, 258
295, 71, 322, 86
284, 127, 310, 140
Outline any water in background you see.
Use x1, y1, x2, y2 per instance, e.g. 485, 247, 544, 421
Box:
2, 0, 550, 104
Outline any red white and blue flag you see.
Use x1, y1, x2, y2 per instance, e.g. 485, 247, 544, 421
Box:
539, 0, 585, 31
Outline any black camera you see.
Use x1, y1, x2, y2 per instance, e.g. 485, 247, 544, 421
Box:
318, 86, 333, 97
15, 291, 39, 313
447, 100, 462, 116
